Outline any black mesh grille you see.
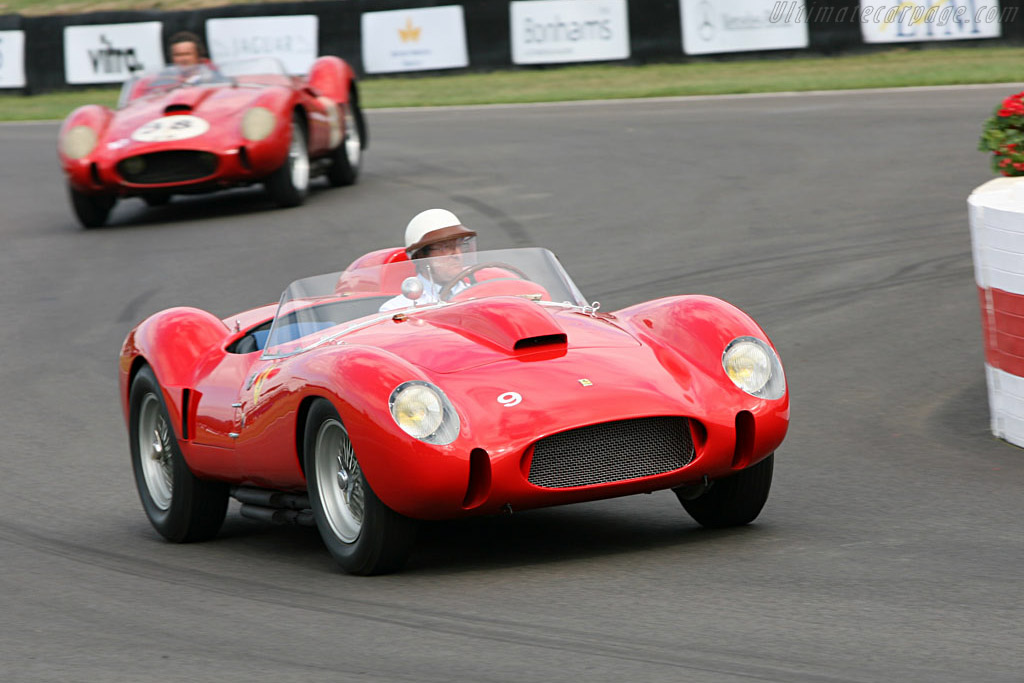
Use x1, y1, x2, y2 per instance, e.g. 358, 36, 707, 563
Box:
527, 416, 695, 489
117, 151, 218, 185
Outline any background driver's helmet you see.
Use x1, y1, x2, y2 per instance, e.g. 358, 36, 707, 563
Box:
404, 209, 477, 258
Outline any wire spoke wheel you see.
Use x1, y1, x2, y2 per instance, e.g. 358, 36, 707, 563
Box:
315, 418, 365, 543
137, 393, 173, 510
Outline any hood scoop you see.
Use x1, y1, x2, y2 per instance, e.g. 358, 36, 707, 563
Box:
418, 297, 567, 353
164, 103, 193, 115
514, 333, 567, 350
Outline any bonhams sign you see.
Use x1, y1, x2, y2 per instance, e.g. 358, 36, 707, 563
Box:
0, 30, 26, 88
510, 0, 630, 65
64, 22, 164, 85
207, 15, 319, 75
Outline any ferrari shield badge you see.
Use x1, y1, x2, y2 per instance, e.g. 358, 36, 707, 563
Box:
578, 378, 593, 387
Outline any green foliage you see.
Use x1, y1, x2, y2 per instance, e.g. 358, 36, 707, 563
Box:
979, 92, 1024, 176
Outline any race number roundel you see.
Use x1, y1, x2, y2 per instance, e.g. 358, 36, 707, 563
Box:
131, 115, 210, 142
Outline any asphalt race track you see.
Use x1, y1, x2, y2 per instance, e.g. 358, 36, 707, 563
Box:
1, 85, 1022, 683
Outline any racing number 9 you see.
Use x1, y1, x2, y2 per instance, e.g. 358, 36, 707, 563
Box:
497, 392, 522, 408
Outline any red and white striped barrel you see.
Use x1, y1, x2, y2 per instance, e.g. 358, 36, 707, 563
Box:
969, 177, 1024, 448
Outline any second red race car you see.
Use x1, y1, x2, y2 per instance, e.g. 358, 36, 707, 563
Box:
58, 56, 366, 228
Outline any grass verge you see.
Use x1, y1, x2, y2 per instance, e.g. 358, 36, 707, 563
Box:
2, 46, 1023, 122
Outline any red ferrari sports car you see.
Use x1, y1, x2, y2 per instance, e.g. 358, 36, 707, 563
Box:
58, 56, 366, 228
119, 246, 789, 574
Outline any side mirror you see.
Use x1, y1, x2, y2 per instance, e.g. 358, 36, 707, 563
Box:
400, 276, 424, 302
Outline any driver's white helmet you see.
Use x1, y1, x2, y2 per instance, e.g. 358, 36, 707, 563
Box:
404, 208, 477, 258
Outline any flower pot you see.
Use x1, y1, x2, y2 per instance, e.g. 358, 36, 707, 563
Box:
968, 177, 1024, 448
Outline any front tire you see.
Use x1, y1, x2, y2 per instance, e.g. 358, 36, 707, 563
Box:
304, 399, 416, 575
69, 184, 115, 228
325, 95, 364, 187
676, 454, 774, 528
129, 365, 228, 542
265, 115, 310, 207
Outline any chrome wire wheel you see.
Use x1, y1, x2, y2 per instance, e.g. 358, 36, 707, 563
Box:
138, 393, 173, 511
315, 418, 365, 544
343, 104, 362, 170
289, 123, 310, 192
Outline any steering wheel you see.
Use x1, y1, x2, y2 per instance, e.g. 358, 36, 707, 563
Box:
438, 262, 531, 301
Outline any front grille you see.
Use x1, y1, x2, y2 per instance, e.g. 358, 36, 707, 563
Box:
527, 416, 695, 489
117, 150, 218, 185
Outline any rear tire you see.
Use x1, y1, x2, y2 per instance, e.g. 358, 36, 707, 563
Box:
266, 115, 310, 207
304, 399, 416, 575
676, 454, 774, 528
129, 365, 228, 542
69, 184, 114, 228
325, 94, 363, 187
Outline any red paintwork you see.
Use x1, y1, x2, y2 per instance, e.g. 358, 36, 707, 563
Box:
119, 252, 790, 520
59, 56, 357, 197
978, 285, 1024, 376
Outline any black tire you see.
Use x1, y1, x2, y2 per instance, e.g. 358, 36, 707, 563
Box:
265, 115, 310, 207
129, 365, 228, 542
304, 399, 416, 575
69, 184, 115, 228
676, 454, 774, 528
325, 94, 364, 187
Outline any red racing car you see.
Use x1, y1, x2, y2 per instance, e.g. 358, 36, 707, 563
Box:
58, 56, 366, 228
119, 246, 789, 574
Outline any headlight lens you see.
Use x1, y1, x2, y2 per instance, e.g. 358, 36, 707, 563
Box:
61, 125, 98, 159
722, 337, 786, 399
241, 107, 276, 142
389, 381, 460, 444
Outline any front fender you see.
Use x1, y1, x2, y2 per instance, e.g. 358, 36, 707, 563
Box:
119, 307, 229, 436
616, 295, 789, 461
59, 104, 115, 189
289, 344, 471, 517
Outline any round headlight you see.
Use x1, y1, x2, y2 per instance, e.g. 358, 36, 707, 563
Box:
389, 381, 460, 444
722, 337, 786, 399
61, 125, 98, 160
241, 107, 276, 142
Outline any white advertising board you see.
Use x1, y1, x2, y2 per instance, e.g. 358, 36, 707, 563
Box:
63, 22, 164, 85
858, 1, 1003, 43
207, 15, 319, 74
361, 5, 469, 74
510, 0, 630, 65
681, 0, 808, 55
0, 30, 26, 88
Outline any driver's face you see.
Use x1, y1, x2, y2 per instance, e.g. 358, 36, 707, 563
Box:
171, 42, 201, 66
421, 237, 468, 281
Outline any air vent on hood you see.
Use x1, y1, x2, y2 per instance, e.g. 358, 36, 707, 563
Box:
164, 104, 192, 114
514, 333, 567, 350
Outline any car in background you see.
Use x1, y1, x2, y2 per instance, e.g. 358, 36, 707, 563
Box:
120, 245, 789, 574
58, 56, 366, 228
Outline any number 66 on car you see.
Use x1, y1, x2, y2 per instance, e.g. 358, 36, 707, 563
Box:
119, 246, 789, 575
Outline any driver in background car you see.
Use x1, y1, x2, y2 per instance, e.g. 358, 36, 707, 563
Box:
379, 209, 478, 312
168, 31, 209, 67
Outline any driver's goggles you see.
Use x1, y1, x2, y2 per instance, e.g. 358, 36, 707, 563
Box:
422, 236, 476, 256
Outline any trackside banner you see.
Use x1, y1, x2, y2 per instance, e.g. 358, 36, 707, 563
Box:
206, 15, 319, 74
0, 30, 26, 88
853, 1, 1004, 43
510, 0, 630, 65
63, 22, 164, 84
681, 0, 808, 55
361, 5, 469, 74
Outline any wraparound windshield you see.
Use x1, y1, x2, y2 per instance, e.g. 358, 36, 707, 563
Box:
261, 248, 588, 359
117, 57, 290, 108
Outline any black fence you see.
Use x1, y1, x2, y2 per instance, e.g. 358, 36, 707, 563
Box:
2, 0, 1023, 94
